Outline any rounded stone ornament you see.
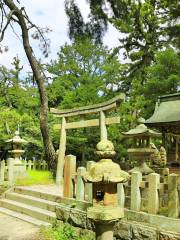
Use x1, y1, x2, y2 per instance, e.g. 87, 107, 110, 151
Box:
96, 140, 116, 159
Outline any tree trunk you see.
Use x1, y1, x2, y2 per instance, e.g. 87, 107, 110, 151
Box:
3, 0, 56, 170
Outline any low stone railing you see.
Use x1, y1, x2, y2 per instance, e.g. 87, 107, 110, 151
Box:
123, 171, 179, 218
22, 160, 48, 171
0, 159, 48, 183
62, 155, 180, 220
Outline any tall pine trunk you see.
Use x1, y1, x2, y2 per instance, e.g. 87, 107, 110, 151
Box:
3, 0, 56, 170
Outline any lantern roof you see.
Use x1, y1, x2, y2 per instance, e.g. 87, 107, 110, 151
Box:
85, 159, 130, 183
84, 140, 130, 183
122, 122, 161, 138
6, 131, 27, 144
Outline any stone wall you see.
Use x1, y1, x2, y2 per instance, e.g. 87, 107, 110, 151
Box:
56, 204, 180, 240
114, 220, 180, 240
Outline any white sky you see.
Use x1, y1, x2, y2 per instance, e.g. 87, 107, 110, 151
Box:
0, 0, 121, 72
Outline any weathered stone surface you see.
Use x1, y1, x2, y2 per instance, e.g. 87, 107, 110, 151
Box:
159, 232, 180, 240
130, 171, 142, 211
125, 209, 180, 234
76, 167, 86, 201
114, 220, 132, 240
168, 174, 179, 218
131, 223, 157, 240
69, 208, 88, 228
56, 204, 180, 240
148, 173, 160, 214
56, 204, 94, 230
87, 206, 124, 221
56, 204, 70, 221
63, 155, 76, 198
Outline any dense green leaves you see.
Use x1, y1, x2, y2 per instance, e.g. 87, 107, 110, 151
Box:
48, 39, 125, 108
0, 59, 42, 160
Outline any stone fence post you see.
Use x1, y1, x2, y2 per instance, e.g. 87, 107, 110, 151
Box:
117, 183, 125, 208
33, 160, 37, 170
85, 161, 96, 202
28, 160, 32, 170
168, 173, 179, 218
23, 160, 27, 169
42, 160, 47, 170
76, 167, 86, 201
63, 155, 76, 198
7, 158, 14, 183
148, 173, 160, 214
130, 171, 142, 211
0, 160, 5, 182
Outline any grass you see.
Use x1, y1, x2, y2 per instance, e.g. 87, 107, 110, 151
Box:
37, 221, 95, 240
15, 170, 54, 186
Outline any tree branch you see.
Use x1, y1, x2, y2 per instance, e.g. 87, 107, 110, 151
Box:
0, 9, 14, 41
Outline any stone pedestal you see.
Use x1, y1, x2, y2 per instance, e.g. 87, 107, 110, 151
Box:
7, 158, 26, 179
96, 222, 115, 240
13, 162, 27, 178
87, 206, 124, 240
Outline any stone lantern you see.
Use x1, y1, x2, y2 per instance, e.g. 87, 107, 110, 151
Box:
122, 118, 161, 175
6, 131, 27, 177
84, 139, 129, 240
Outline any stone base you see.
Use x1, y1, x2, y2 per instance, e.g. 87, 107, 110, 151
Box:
96, 221, 115, 240
129, 162, 154, 175
13, 164, 27, 179
87, 206, 124, 221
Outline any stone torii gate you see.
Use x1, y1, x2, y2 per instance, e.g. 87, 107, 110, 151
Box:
51, 94, 125, 184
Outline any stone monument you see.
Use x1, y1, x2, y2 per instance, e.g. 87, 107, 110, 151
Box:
84, 139, 129, 240
6, 131, 27, 178
122, 118, 161, 175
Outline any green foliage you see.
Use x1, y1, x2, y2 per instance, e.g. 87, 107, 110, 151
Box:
0, 58, 42, 160
65, 0, 180, 89
0, 109, 42, 158
0, 2, 179, 169
143, 48, 180, 117
38, 221, 95, 240
48, 38, 125, 108
15, 170, 54, 186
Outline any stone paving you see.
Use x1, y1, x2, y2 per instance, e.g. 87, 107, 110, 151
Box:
21, 184, 63, 196
0, 213, 39, 240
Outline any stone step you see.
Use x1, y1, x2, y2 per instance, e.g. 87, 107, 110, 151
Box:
14, 186, 92, 210
0, 199, 56, 223
0, 207, 51, 227
14, 187, 61, 202
5, 192, 57, 212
